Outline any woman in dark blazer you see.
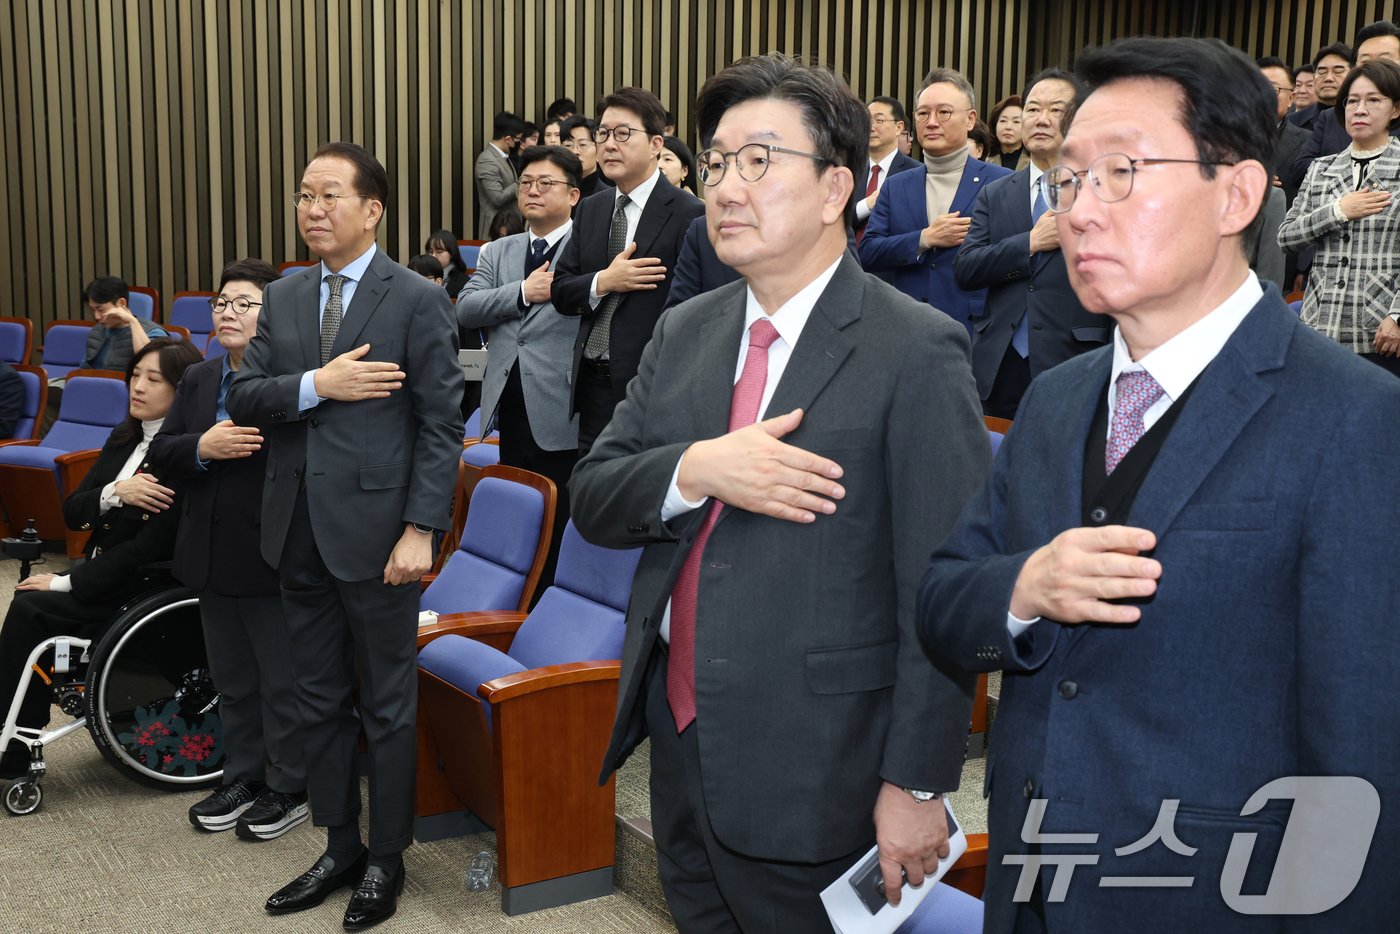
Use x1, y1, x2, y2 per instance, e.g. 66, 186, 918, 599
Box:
148, 258, 308, 841
0, 337, 202, 779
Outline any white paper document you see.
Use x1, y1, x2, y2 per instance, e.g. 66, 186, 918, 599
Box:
821, 799, 969, 934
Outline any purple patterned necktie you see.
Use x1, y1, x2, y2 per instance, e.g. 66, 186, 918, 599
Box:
1106, 369, 1165, 474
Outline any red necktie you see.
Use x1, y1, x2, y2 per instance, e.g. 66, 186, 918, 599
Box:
667, 318, 782, 731
855, 164, 881, 245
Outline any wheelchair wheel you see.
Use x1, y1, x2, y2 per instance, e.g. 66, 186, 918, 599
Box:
3, 777, 42, 815
84, 586, 225, 791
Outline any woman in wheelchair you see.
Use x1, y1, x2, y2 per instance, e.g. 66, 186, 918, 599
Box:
0, 338, 202, 780
148, 258, 309, 841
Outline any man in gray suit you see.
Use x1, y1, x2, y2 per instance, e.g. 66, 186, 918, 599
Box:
457, 144, 582, 584
571, 54, 989, 932
227, 142, 461, 928
475, 111, 523, 238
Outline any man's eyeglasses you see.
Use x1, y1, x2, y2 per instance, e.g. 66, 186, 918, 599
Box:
1271, 84, 1295, 95
519, 176, 572, 193
208, 296, 263, 315
290, 192, 367, 212
870, 116, 900, 127
593, 124, 643, 143
1039, 152, 1238, 213
696, 143, 831, 186
913, 106, 968, 125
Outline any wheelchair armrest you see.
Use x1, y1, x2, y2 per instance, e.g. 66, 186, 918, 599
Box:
416, 610, 527, 652
478, 659, 621, 704
54, 448, 103, 495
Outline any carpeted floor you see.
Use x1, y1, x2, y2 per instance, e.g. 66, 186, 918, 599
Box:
0, 550, 992, 933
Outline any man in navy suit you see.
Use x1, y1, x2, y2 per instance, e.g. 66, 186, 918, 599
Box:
919, 37, 1400, 933
854, 96, 923, 240
860, 68, 1012, 335
954, 69, 1109, 418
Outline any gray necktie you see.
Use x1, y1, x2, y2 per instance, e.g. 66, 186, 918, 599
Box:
584, 194, 631, 359
321, 274, 347, 365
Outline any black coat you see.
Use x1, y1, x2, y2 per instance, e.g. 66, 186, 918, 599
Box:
148, 357, 280, 596
63, 430, 182, 604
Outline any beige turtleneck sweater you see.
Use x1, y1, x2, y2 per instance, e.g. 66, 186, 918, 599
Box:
924, 145, 970, 223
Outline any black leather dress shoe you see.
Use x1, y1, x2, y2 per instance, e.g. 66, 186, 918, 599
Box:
265, 849, 368, 914
342, 862, 406, 930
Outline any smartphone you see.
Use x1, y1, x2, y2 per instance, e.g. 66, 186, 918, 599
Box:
848, 801, 963, 915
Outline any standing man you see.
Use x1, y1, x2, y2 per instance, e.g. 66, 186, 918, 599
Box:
560, 115, 615, 200
457, 144, 582, 585
551, 86, 704, 455
475, 111, 523, 238
1257, 57, 1312, 203
1290, 63, 1317, 118
227, 142, 461, 929
1288, 42, 1356, 180
954, 69, 1109, 418
859, 68, 1012, 335
854, 95, 922, 241
573, 54, 988, 931
919, 38, 1400, 932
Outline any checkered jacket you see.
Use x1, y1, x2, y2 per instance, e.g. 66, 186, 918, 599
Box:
1278, 138, 1400, 353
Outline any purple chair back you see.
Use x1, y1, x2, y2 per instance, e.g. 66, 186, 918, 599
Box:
169, 295, 214, 350
508, 522, 642, 671
419, 475, 546, 615
1288, 299, 1303, 315
203, 335, 228, 360
0, 320, 27, 364
44, 376, 129, 451
126, 291, 154, 321
10, 368, 42, 440
459, 243, 482, 269
41, 325, 92, 380
461, 442, 500, 469
988, 429, 1004, 456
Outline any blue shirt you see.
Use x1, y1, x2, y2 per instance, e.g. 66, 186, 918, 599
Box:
297, 242, 379, 412
196, 356, 237, 471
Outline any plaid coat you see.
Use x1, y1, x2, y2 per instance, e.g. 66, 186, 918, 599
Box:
1278, 137, 1400, 353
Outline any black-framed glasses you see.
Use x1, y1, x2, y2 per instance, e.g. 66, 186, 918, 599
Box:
208, 296, 263, 315
1039, 152, 1238, 213
593, 124, 642, 143
290, 192, 366, 212
518, 176, 572, 193
696, 143, 831, 186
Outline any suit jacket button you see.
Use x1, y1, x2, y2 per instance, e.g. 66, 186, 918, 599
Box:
310, 417, 319, 428
517, 338, 525, 346
80, 523, 91, 530
1089, 507, 1108, 524
141, 513, 150, 521
1024, 778, 1035, 800
101, 523, 110, 530
1058, 679, 1078, 700
1028, 285, 1036, 292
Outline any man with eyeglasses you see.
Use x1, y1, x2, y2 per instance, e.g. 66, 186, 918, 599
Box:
457, 144, 583, 589
559, 114, 615, 201
475, 111, 524, 239
860, 68, 1012, 336
920, 37, 1400, 933
573, 53, 987, 932
1292, 25, 1400, 186
227, 141, 461, 928
954, 69, 1108, 420
853, 96, 922, 241
551, 86, 704, 455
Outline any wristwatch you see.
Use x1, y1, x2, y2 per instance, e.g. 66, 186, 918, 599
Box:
903, 787, 941, 803
1389, 312, 1400, 326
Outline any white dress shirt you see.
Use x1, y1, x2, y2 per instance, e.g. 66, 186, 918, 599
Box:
1006, 271, 1263, 637
656, 255, 844, 641
854, 149, 901, 222
588, 168, 663, 308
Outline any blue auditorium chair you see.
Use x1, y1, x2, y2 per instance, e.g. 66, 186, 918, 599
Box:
168, 292, 216, 353
0, 316, 33, 365
5, 364, 46, 441
40, 320, 93, 381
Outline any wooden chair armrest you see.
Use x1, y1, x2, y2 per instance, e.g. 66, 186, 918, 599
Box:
418, 572, 438, 591
416, 610, 527, 650
943, 831, 990, 899
0, 439, 39, 449
478, 660, 621, 704
53, 448, 102, 467
54, 448, 103, 494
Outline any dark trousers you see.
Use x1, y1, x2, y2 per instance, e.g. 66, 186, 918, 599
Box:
644, 648, 861, 934
0, 590, 112, 768
280, 491, 419, 855
575, 361, 620, 458
983, 342, 1032, 421
497, 367, 578, 595
198, 591, 306, 792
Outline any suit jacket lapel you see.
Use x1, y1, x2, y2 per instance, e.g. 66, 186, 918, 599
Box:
949, 157, 993, 218
1009, 169, 1032, 228
523, 230, 571, 324
762, 256, 860, 420
331, 249, 392, 357
296, 265, 323, 370
631, 177, 676, 258
1125, 294, 1287, 539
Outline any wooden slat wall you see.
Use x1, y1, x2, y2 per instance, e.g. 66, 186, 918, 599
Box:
1, 0, 1394, 334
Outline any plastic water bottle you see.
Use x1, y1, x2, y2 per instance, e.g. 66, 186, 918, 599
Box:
465, 850, 496, 891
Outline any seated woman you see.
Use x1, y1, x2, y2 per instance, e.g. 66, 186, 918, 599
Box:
0, 338, 202, 779
149, 259, 308, 841
1279, 58, 1400, 371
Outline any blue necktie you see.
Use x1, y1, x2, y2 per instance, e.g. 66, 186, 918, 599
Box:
527, 237, 548, 274
1014, 184, 1051, 358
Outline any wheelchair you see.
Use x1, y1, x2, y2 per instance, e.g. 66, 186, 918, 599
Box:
1, 579, 224, 815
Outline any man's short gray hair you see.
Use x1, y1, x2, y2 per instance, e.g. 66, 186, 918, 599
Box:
920, 67, 977, 110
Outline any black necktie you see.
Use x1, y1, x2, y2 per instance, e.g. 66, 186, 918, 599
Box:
527, 237, 548, 274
